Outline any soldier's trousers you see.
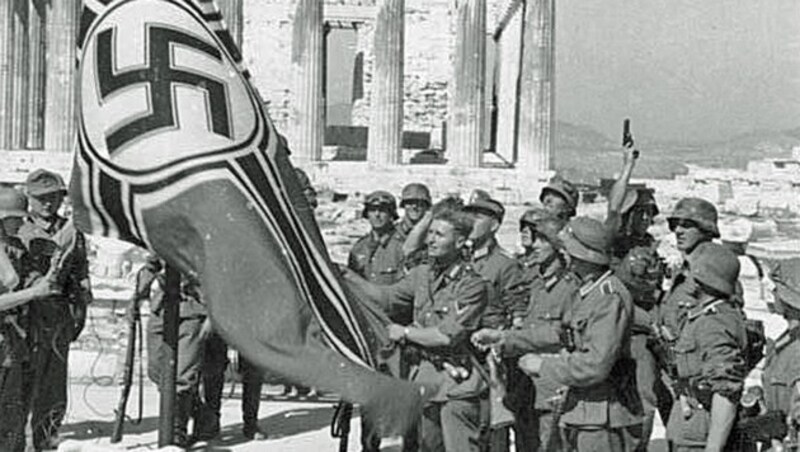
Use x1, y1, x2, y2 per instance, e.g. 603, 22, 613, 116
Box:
26, 324, 71, 449
630, 333, 672, 451
562, 425, 641, 452
0, 364, 26, 452
515, 408, 559, 452
146, 313, 204, 396
239, 355, 264, 427
420, 398, 481, 452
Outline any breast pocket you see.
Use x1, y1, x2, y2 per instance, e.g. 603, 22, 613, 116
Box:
673, 336, 701, 379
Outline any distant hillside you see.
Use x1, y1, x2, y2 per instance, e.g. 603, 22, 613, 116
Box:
550, 122, 800, 184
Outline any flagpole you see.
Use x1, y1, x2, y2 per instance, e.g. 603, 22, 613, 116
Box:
158, 264, 181, 446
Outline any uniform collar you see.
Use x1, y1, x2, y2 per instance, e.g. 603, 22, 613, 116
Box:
687, 297, 726, 320
397, 217, 415, 235
541, 258, 565, 290
27, 214, 65, 234
430, 259, 464, 290
370, 226, 398, 247
471, 236, 496, 261
579, 270, 613, 297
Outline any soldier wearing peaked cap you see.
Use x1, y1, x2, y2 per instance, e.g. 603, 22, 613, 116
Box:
473, 208, 578, 451
662, 242, 750, 451
515, 217, 643, 452
17, 169, 93, 450
462, 196, 527, 452
540, 176, 580, 220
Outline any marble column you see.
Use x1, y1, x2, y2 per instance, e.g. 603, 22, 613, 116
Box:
516, 0, 554, 172
218, 0, 243, 50
11, 0, 29, 149
0, 0, 15, 149
289, 0, 324, 162
447, 0, 486, 168
44, 0, 80, 153
368, 0, 405, 166
27, 0, 46, 149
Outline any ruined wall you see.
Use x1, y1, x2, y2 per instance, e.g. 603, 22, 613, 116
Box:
242, 0, 509, 138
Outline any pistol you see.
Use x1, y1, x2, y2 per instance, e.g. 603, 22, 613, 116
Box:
622, 118, 639, 159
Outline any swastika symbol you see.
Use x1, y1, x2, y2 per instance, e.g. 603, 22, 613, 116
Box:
96, 26, 232, 154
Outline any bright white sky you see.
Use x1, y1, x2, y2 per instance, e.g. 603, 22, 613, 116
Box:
556, 0, 800, 143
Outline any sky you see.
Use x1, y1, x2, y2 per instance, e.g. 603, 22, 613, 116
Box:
555, 0, 800, 143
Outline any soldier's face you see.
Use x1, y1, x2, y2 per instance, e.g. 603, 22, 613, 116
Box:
366, 206, 393, 231
469, 212, 498, 242
403, 201, 429, 224
630, 207, 655, 236
520, 226, 534, 249
543, 193, 569, 218
530, 235, 557, 264
29, 191, 64, 219
426, 219, 462, 260
671, 219, 705, 253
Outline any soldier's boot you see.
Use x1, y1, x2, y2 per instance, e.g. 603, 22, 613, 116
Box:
173, 393, 196, 448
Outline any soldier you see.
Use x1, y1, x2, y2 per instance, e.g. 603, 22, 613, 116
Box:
540, 176, 579, 221
462, 196, 527, 452
397, 183, 432, 270
513, 217, 643, 452
759, 258, 800, 450
659, 197, 720, 334
662, 243, 748, 451
516, 208, 554, 284
18, 170, 93, 450
143, 258, 218, 447
472, 208, 578, 451
348, 191, 406, 287
342, 207, 489, 452
605, 146, 670, 451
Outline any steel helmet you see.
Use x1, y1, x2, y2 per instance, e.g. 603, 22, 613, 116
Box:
559, 217, 611, 265
519, 207, 567, 245
362, 190, 398, 219
400, 183, 432, 207
668, 197, 720, 238
689, 242, 740, 296
620, 187, 659, 217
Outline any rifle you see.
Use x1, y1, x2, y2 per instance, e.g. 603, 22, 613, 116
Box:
622, 118, 639, 159
110, 280, 145, 443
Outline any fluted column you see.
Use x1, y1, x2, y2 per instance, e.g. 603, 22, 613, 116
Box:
11, 0, 29, 149
447, 0, 486, 168
368, 0, 405, 166
0, 0, 15, 149
289, 0, 324, 162
217, 0, 243, 50
27, 0, 46, 149
45, 0, 80, 153
516, 0, 554, 172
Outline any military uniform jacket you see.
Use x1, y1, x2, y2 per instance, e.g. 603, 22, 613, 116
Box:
470, 238, 528, 329
539, 270, 643, 428
516, 252, 540, 289
659, 260, 695, 337
348, 227, 406, 286
17, 216, 92, 330
667, 297, 748, 447
0, 238, 31, 367
502, 261, 579, 409
380, 260, 489, 402
395, 217, 427, 270
762, 326, 800, 417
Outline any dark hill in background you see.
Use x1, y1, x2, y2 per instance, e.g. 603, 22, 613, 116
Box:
552, 121, 800, 185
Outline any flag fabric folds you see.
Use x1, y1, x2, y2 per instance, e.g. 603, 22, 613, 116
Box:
71, 0, 422, 433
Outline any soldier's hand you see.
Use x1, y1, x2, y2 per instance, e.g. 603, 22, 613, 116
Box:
517, 353, 544, 377
387, 323, 406, 342
471, 329, 504, 350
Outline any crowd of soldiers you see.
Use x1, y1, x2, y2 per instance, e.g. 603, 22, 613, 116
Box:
1, 144, 799, 451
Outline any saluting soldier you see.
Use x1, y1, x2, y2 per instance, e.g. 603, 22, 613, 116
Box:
462, 196, 527, 452
515, 217, 643, 452
472, 208, 578, 451
343, 207, 489, 452
663, 243, 748, 451
397, 183, 432, 270
758, 258, 800, 450
18, 170, 93, 450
